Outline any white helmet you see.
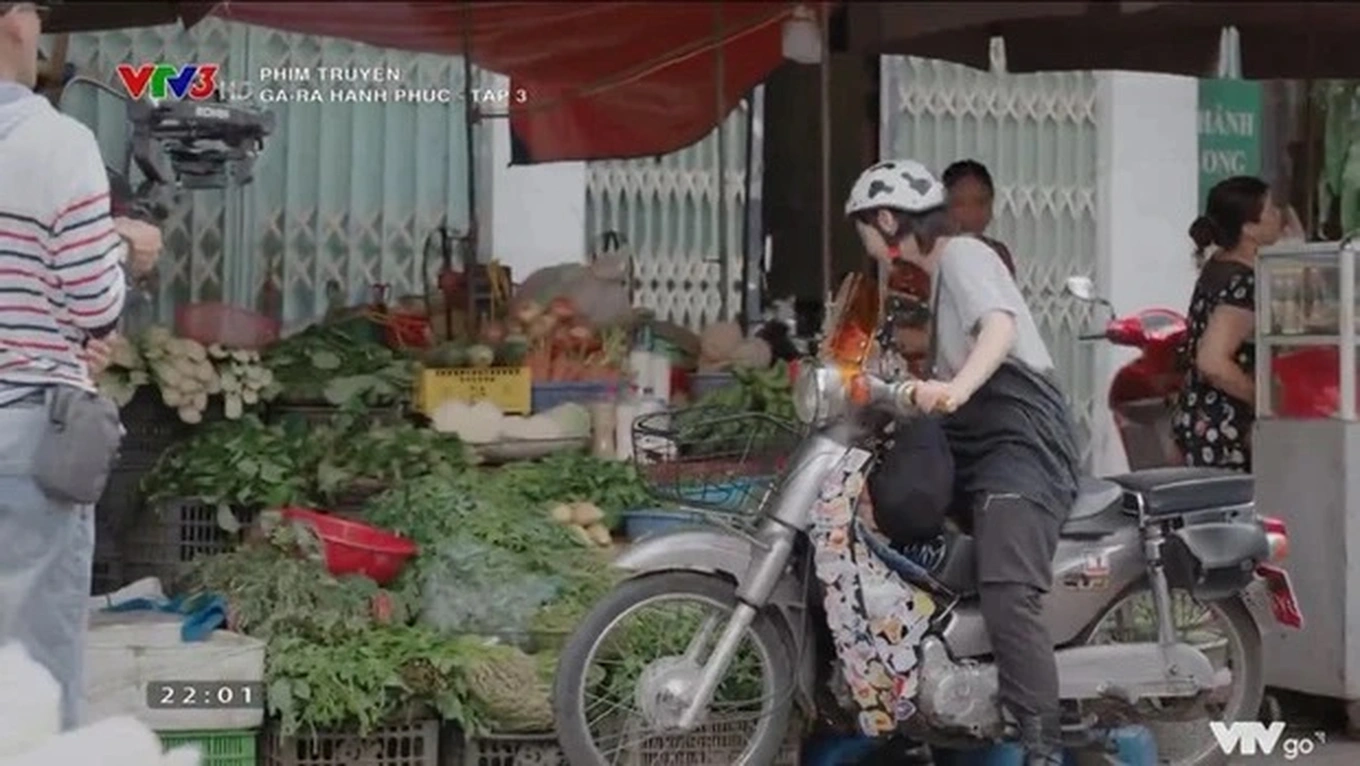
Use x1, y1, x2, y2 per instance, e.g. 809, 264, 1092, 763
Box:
844, 159, 946, 217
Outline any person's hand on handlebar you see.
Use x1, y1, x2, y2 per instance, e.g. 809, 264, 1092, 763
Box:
911, 379, 967, 414
113, 216, 163, 277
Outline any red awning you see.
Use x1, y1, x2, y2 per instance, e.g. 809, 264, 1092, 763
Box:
211, 2, 794, 164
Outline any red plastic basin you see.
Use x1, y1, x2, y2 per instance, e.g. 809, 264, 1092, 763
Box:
280, 508, 417, 585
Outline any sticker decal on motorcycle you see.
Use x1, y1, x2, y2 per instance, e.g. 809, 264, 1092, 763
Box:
1061, 547, 1114, 591
810, 448, 935, 736
1060, 570, 1110, 591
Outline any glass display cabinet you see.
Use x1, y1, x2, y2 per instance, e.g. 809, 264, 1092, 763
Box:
1256, 241, 1356, 421
1254, 239, 1360, 725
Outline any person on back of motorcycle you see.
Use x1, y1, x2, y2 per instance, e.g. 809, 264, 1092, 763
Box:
845, 160, 1082, 765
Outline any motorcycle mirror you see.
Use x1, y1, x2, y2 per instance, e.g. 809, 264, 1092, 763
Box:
1064, 276, 1098, 302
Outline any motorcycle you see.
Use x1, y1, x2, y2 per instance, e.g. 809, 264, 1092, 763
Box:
1064, 276, 1188, 470
553, 274, 1303, 766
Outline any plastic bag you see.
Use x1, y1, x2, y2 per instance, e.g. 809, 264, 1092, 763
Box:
514, 232, 633, 327
419, 538, 559, 641
1273, 346, 1347, 418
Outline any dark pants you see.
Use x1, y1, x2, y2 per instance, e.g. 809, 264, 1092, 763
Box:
972, 492, 1062, 722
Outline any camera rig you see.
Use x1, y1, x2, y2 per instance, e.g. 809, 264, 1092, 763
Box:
110, 98, 276, 223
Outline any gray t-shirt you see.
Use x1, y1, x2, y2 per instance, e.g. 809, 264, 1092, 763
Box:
926, 236, 1079, 518
931, 235, 1053, 379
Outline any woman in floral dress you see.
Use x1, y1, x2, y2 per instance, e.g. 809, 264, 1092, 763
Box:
1173, 176, 1282, 471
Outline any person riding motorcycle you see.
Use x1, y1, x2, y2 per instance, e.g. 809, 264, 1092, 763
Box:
846, 159, 1081, 765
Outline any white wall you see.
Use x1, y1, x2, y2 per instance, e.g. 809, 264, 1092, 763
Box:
484, 74, 589, 278
1090, 71, 1201, 475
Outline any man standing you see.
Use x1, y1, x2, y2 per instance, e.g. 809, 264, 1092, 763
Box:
0, 1, 163, 728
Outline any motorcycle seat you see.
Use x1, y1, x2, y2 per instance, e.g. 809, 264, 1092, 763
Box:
1068, 476, 1122, 521
1060, 478, 1127, 540
1110, 467, 1254, 516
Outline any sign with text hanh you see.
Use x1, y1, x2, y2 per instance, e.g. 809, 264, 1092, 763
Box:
1198, 79, 1263, 204
116, 63, 220, 101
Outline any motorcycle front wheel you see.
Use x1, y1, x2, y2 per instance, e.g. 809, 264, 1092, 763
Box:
552, 571, 796, 766
1082, 587, 1263, 766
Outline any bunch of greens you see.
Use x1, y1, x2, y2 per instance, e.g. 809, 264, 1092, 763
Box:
141, 416, 314, 508
363, 474, 618, 638
266, 626, 485, 736
178, 521, 414, 640
486, 452, 651, 529
674, 361, 799, 449
262, 321, 414, 408
311, 416, 471, 501
141, 413, 471, 511
180, 519, 527, 736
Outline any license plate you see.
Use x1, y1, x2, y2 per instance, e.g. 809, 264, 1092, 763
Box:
1257, 564, 1304, 630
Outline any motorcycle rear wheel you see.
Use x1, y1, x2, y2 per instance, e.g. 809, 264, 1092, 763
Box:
552, 571, 796, 766
1081, 587, 1263, 766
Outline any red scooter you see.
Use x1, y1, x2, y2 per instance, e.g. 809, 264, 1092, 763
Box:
1067, 275, 1346, 468
1065, 277, 1188, 469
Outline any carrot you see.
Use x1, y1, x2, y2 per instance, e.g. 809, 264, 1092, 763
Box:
549, 355, 570, 381
527, 347, 552, 380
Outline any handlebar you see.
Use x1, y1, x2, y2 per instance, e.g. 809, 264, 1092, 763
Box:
863, 372, 956, 416
1078, 332, 1108, 341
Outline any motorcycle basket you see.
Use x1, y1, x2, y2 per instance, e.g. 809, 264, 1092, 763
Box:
632, 405, 800, 516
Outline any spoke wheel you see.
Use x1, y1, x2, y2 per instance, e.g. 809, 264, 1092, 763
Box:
1083, 588, 1263, 766
553, 572, 795, 766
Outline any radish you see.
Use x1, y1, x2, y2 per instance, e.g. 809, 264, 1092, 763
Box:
513, 300, 544, 325
567, 322, 596, 348
528, 314, 557, 340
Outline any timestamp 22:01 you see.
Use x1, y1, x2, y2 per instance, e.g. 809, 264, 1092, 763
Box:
147, 681, 265, 709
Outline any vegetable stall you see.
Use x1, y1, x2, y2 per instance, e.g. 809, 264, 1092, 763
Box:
85, 264, 797, 765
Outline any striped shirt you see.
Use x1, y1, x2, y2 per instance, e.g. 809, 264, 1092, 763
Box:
0, 82, 127, 405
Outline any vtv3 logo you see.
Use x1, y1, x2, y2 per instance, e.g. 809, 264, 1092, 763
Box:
115, 63, 220, 101
1210, 721, 1323, 760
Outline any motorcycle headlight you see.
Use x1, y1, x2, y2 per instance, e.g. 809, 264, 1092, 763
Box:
793, 364, 844, 426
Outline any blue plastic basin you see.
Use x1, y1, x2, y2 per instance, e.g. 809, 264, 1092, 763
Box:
623, 509, 710, 541
676, 478, 763, 511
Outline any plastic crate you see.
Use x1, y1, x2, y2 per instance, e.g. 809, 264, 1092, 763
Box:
461, 716, 802, 766
91, 468, 148, 594
531, 381, 617, 412
118, 386, 192, 466
159, 729, 258, 766
263, 720, 438, 766
122, 500, 256, 585
90, 555, 123, 596
416, 367, 531, 416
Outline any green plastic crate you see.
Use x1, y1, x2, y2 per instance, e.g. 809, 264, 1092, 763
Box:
158, 729, 258, 766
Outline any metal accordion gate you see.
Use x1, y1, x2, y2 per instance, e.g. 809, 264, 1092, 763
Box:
880, 55, 1103, 448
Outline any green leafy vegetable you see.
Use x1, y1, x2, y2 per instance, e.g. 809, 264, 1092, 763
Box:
141, 416, 314, 508
263, 323, 414, 407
